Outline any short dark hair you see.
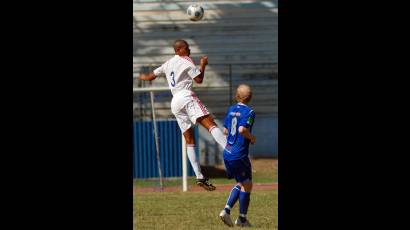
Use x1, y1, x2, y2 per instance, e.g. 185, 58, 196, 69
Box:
173, 39, 188, 52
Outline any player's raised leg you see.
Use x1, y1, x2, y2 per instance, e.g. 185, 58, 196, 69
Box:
219, 183, 241, 227
197, 115, 227, 149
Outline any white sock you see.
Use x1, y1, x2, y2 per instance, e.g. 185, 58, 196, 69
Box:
210, 126, 227, 149
187, 145, 204, 179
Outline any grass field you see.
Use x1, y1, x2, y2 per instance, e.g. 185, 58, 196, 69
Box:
134, 159, 277, 229
134, 190, 277, 229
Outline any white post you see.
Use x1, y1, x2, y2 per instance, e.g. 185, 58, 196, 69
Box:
150, 91, 163, 190
182, 136, 188, 192
134, 87, 187, 192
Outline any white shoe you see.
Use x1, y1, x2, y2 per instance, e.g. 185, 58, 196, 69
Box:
219, 209, 234, 227
235, 218, 252, 227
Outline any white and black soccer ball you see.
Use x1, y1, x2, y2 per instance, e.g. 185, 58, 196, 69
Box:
187, 4, 204, 21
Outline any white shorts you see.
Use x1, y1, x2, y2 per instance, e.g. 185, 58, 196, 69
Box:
171, 91, 210, 133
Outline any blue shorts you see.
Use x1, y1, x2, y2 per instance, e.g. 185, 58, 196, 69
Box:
224, 157, 252, 183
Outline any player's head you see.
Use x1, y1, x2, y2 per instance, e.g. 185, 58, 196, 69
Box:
173, 39, 190, 56
236, 84, 252, 104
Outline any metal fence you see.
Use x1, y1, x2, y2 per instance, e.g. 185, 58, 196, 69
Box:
133, 63, 278, 120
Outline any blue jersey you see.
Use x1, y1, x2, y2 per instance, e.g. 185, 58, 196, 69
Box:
223, 103, 256, 161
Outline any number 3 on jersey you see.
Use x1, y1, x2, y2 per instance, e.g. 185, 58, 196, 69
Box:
170, 71, 175, 87
228, 117, 238, 145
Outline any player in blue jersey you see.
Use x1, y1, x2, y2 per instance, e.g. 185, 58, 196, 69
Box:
219, 84, 256, 227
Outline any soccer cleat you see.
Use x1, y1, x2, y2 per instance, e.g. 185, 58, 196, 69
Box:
235, 218, 252, 227
219, 209, 234, 227
196, 178, 216, 191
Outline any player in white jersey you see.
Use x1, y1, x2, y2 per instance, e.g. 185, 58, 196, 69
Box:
138, 40, 227, 191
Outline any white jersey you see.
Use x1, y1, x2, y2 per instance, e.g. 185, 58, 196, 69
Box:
153, 55, 201, 97
153, 55, 208, 131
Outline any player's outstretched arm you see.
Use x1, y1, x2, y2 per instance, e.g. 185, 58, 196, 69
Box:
139, 72, 156, 81
238, 126, 256, 144
193, 56, 208, 84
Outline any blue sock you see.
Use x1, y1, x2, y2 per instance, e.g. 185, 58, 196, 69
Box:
224, 185, 241, 214
239, 191, 251, 221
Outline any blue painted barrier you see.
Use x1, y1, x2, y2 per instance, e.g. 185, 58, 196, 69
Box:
133, 120, 197, 178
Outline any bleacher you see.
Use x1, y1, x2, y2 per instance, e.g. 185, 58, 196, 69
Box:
134, 0, 277, 118
133, 0, 278, 157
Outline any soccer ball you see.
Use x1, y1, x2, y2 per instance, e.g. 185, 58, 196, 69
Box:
187, 4, 204, 21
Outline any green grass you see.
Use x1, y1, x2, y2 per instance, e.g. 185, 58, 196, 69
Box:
134, 190, 278, 230
134, 159, 277, 188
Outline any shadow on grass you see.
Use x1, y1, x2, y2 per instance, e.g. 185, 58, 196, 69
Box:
201, 165, 227, 178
